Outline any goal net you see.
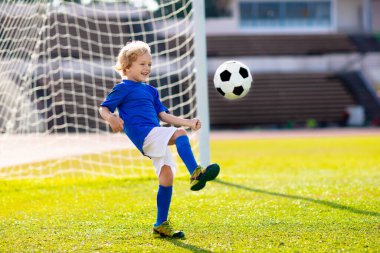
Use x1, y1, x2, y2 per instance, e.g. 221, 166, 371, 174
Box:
0, 0, 208, 179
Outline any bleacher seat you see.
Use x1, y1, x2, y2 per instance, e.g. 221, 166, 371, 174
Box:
208, 72, 356, 127
207, 34, 357, 56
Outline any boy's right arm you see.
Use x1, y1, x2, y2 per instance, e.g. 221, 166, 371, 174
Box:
99, 106, 124, 133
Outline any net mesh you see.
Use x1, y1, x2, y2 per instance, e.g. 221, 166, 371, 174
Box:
0, 0, 199, 179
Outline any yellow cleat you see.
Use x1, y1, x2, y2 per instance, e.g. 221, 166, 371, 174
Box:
153, 221, 185, 239
190, 163, 220, 191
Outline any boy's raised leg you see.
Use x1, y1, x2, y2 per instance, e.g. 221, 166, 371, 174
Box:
175, 135, 198, 175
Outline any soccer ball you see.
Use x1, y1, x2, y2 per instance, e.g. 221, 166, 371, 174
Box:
213, 60, 252, 100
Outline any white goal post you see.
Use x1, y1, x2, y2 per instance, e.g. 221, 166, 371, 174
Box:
0, 0, 209, 179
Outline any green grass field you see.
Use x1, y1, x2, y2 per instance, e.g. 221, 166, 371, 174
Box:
1, 134, 380, 252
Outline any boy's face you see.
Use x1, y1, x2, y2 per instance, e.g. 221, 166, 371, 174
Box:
126, 52, 152, 83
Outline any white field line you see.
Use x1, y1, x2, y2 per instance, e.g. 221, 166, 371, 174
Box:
0, 133, 133, 168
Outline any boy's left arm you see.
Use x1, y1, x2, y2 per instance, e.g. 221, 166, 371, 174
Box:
159, 112, 201, 131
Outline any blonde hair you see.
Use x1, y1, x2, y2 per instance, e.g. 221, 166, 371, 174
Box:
114, 41, 151, 77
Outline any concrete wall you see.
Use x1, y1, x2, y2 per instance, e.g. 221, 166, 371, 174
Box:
372, 0, 380, 32
336, 0, 362, 32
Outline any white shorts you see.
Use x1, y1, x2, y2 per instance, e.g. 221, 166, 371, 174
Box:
143, 126, 177, 176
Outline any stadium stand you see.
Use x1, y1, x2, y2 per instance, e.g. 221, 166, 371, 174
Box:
207, 33, 380, 127
3, 12, 377, 130
207, 34, 357, 56
41, 14, 188, 59
35, 29, 376, 129
208, 72, 356, 128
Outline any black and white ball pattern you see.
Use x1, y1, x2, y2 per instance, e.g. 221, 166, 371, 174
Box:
213, 61, 252, 100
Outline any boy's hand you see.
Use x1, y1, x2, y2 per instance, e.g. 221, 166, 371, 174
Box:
189, 118, 201, 131
108, 114, 124, 133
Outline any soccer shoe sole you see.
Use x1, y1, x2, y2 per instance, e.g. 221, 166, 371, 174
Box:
153, 230, 185, 239
190, 163, 220, 191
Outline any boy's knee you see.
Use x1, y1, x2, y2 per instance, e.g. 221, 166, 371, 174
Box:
169, 129, 187, 145
159, 165, 173, 186
174, 129, 186, 138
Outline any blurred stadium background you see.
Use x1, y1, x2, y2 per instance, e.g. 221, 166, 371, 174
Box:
205, 0, 380, 129
0, 0, 379, 177
0, 1, 379, 251
2, 0, 379, 130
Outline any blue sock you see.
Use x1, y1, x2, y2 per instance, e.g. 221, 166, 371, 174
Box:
155, 185, 172, 226
175, 135, 198, 175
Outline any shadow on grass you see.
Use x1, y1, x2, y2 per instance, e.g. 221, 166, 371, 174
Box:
164, 238, 213, 253
215, 179, 380, 217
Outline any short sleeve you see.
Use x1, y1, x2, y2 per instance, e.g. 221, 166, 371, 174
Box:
100, 84, 126, 113
150, 86, 169, 115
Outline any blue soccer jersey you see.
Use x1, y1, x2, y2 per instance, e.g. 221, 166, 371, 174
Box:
100, 79, 169, 154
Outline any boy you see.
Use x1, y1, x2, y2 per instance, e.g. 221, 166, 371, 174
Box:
99, 41, 220, 239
